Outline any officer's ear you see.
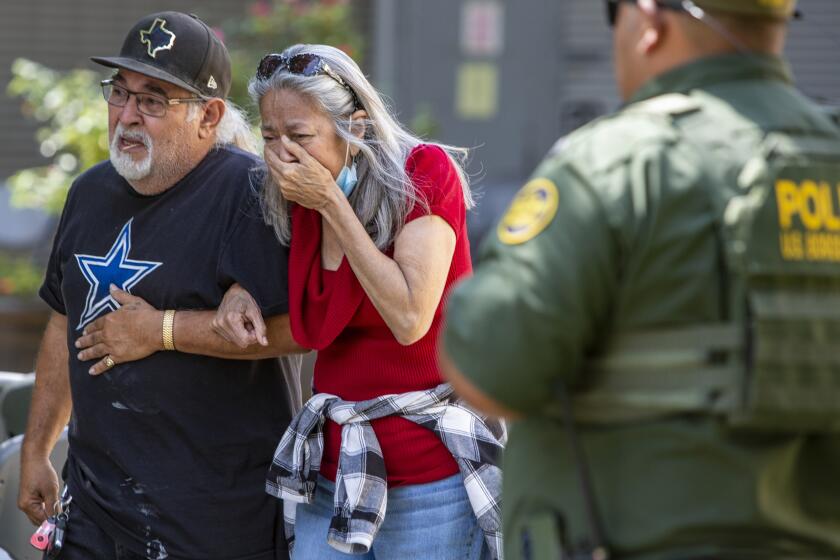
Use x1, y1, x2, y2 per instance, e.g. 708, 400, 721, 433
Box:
636, 0, 667, 55
197, 98, 226, 140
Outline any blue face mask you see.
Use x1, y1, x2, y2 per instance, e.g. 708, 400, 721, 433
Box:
336, 116, 359, 197
336, 160, 358, 197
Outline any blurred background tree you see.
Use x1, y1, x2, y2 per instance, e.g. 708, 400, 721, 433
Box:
6, 58, 108, 214
223, 0, 364, 109
1, 59, 108, 297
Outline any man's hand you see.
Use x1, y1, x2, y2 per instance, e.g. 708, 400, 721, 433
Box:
75, 285, 163, 375
211, 283, 268, 348
18, 454, 59, 525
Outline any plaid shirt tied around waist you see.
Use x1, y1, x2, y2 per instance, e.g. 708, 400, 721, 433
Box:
266, 383, 507, 559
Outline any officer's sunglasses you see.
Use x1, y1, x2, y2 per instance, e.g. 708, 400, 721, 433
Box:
606, 0, 685, 27
606, 0, 801, 27
100, 79, 205, 118
256, 52, 361, 109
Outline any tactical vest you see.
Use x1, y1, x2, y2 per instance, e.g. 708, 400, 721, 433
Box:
572, 95, 840, 433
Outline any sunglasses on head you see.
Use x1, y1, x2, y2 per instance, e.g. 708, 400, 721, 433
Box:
256, 52, 361, 109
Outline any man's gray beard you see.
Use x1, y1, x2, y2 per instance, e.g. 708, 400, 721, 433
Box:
110, 124, 153, 181
109, 122, 196, 189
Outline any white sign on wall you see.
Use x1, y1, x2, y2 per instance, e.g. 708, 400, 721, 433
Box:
461, 1, 504, 57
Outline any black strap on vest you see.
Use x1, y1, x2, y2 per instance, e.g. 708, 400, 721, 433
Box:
557, 380, 610, 560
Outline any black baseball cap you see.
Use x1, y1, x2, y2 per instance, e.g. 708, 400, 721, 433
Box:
91, 11, 231, 98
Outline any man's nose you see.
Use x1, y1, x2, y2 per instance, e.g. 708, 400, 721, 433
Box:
116, 95, 144, 126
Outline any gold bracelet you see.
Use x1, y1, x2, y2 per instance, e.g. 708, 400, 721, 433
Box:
162, 309, 176, 351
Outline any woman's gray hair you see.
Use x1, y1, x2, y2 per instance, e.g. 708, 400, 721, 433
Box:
248, 44, 473, 249
188, 101, 258, 154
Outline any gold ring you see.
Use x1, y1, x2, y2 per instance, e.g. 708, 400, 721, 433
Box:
103, 355, 116, 370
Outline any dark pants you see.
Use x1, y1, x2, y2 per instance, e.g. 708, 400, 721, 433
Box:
53, 496, 290, 560
50, 501, 145, 560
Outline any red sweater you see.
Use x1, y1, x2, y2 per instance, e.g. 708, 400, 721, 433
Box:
288, 144, 472, 486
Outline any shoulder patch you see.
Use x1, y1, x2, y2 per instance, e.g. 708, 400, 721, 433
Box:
497, 178, 559, 245
632, 93, 701, 117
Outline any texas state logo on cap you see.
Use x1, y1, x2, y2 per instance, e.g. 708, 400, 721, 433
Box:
90, 11, 231, 98
139, 18, 176, 59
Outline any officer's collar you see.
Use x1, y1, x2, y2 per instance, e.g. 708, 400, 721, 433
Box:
628, 53, 793, 106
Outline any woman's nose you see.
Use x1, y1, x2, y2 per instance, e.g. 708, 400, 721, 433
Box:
269, 143, 298, 163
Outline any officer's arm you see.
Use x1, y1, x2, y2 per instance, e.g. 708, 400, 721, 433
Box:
442, 164, 618, 415
439, 344, 520, 419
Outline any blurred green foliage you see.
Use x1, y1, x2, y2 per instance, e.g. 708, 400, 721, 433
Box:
409, 103, 440, 140
0, 254, 43, 297
224, 0, 364, 109
7, 58, 109, 214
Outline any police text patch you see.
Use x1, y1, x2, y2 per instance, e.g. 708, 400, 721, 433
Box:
497, 178, 559, 245
776, 178, 840, 262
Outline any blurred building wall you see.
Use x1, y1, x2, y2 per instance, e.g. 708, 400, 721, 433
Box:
372, 0, 840, 185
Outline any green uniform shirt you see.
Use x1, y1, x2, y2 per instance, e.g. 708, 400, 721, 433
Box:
445, 54, 840, 559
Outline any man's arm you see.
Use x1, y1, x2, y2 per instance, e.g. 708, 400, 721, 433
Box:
75, 288, 304, 375
19, 312, 71, 525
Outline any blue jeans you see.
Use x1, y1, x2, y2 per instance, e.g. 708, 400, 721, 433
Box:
292, 474, 489, 560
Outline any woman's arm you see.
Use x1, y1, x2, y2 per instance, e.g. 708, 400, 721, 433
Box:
325, 202, 456, 345
75, 286, 305, 375
268, 138, 457, 345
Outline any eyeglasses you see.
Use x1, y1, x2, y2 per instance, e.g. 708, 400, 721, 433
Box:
606, 0, 686, 27
256, 53, 361, 109
100, 79, 206, 118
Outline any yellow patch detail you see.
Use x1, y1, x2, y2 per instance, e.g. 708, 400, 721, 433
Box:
775, 178, 840, 262
497, 178, 559, 245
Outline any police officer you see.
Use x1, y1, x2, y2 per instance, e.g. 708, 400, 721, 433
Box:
441, 1, 840, 558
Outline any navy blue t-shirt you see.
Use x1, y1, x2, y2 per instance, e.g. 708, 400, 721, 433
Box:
40, 146, 296, 559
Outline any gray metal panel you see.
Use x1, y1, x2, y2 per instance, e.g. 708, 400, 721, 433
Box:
379, 0, 840, 189
384, 0, 566, 182
786, 1, 840, 105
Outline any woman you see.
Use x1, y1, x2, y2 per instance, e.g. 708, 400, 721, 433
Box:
218, 44, 505, 560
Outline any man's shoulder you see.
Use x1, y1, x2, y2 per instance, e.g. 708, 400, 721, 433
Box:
63, 160, 121, 207
213, 145, 261, 170
200, 146, 264, 206
208, 145, 261, 175
73, 160, 119, 188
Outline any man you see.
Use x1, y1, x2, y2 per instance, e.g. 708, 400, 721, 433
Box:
442, 1, 840, 559
18, 12, 300, 559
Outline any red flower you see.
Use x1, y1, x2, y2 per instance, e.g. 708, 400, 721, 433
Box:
248, 0, 273, 17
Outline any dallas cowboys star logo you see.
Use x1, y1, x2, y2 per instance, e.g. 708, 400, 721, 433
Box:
74, 219, 162, 331
139, 18, 176, 58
